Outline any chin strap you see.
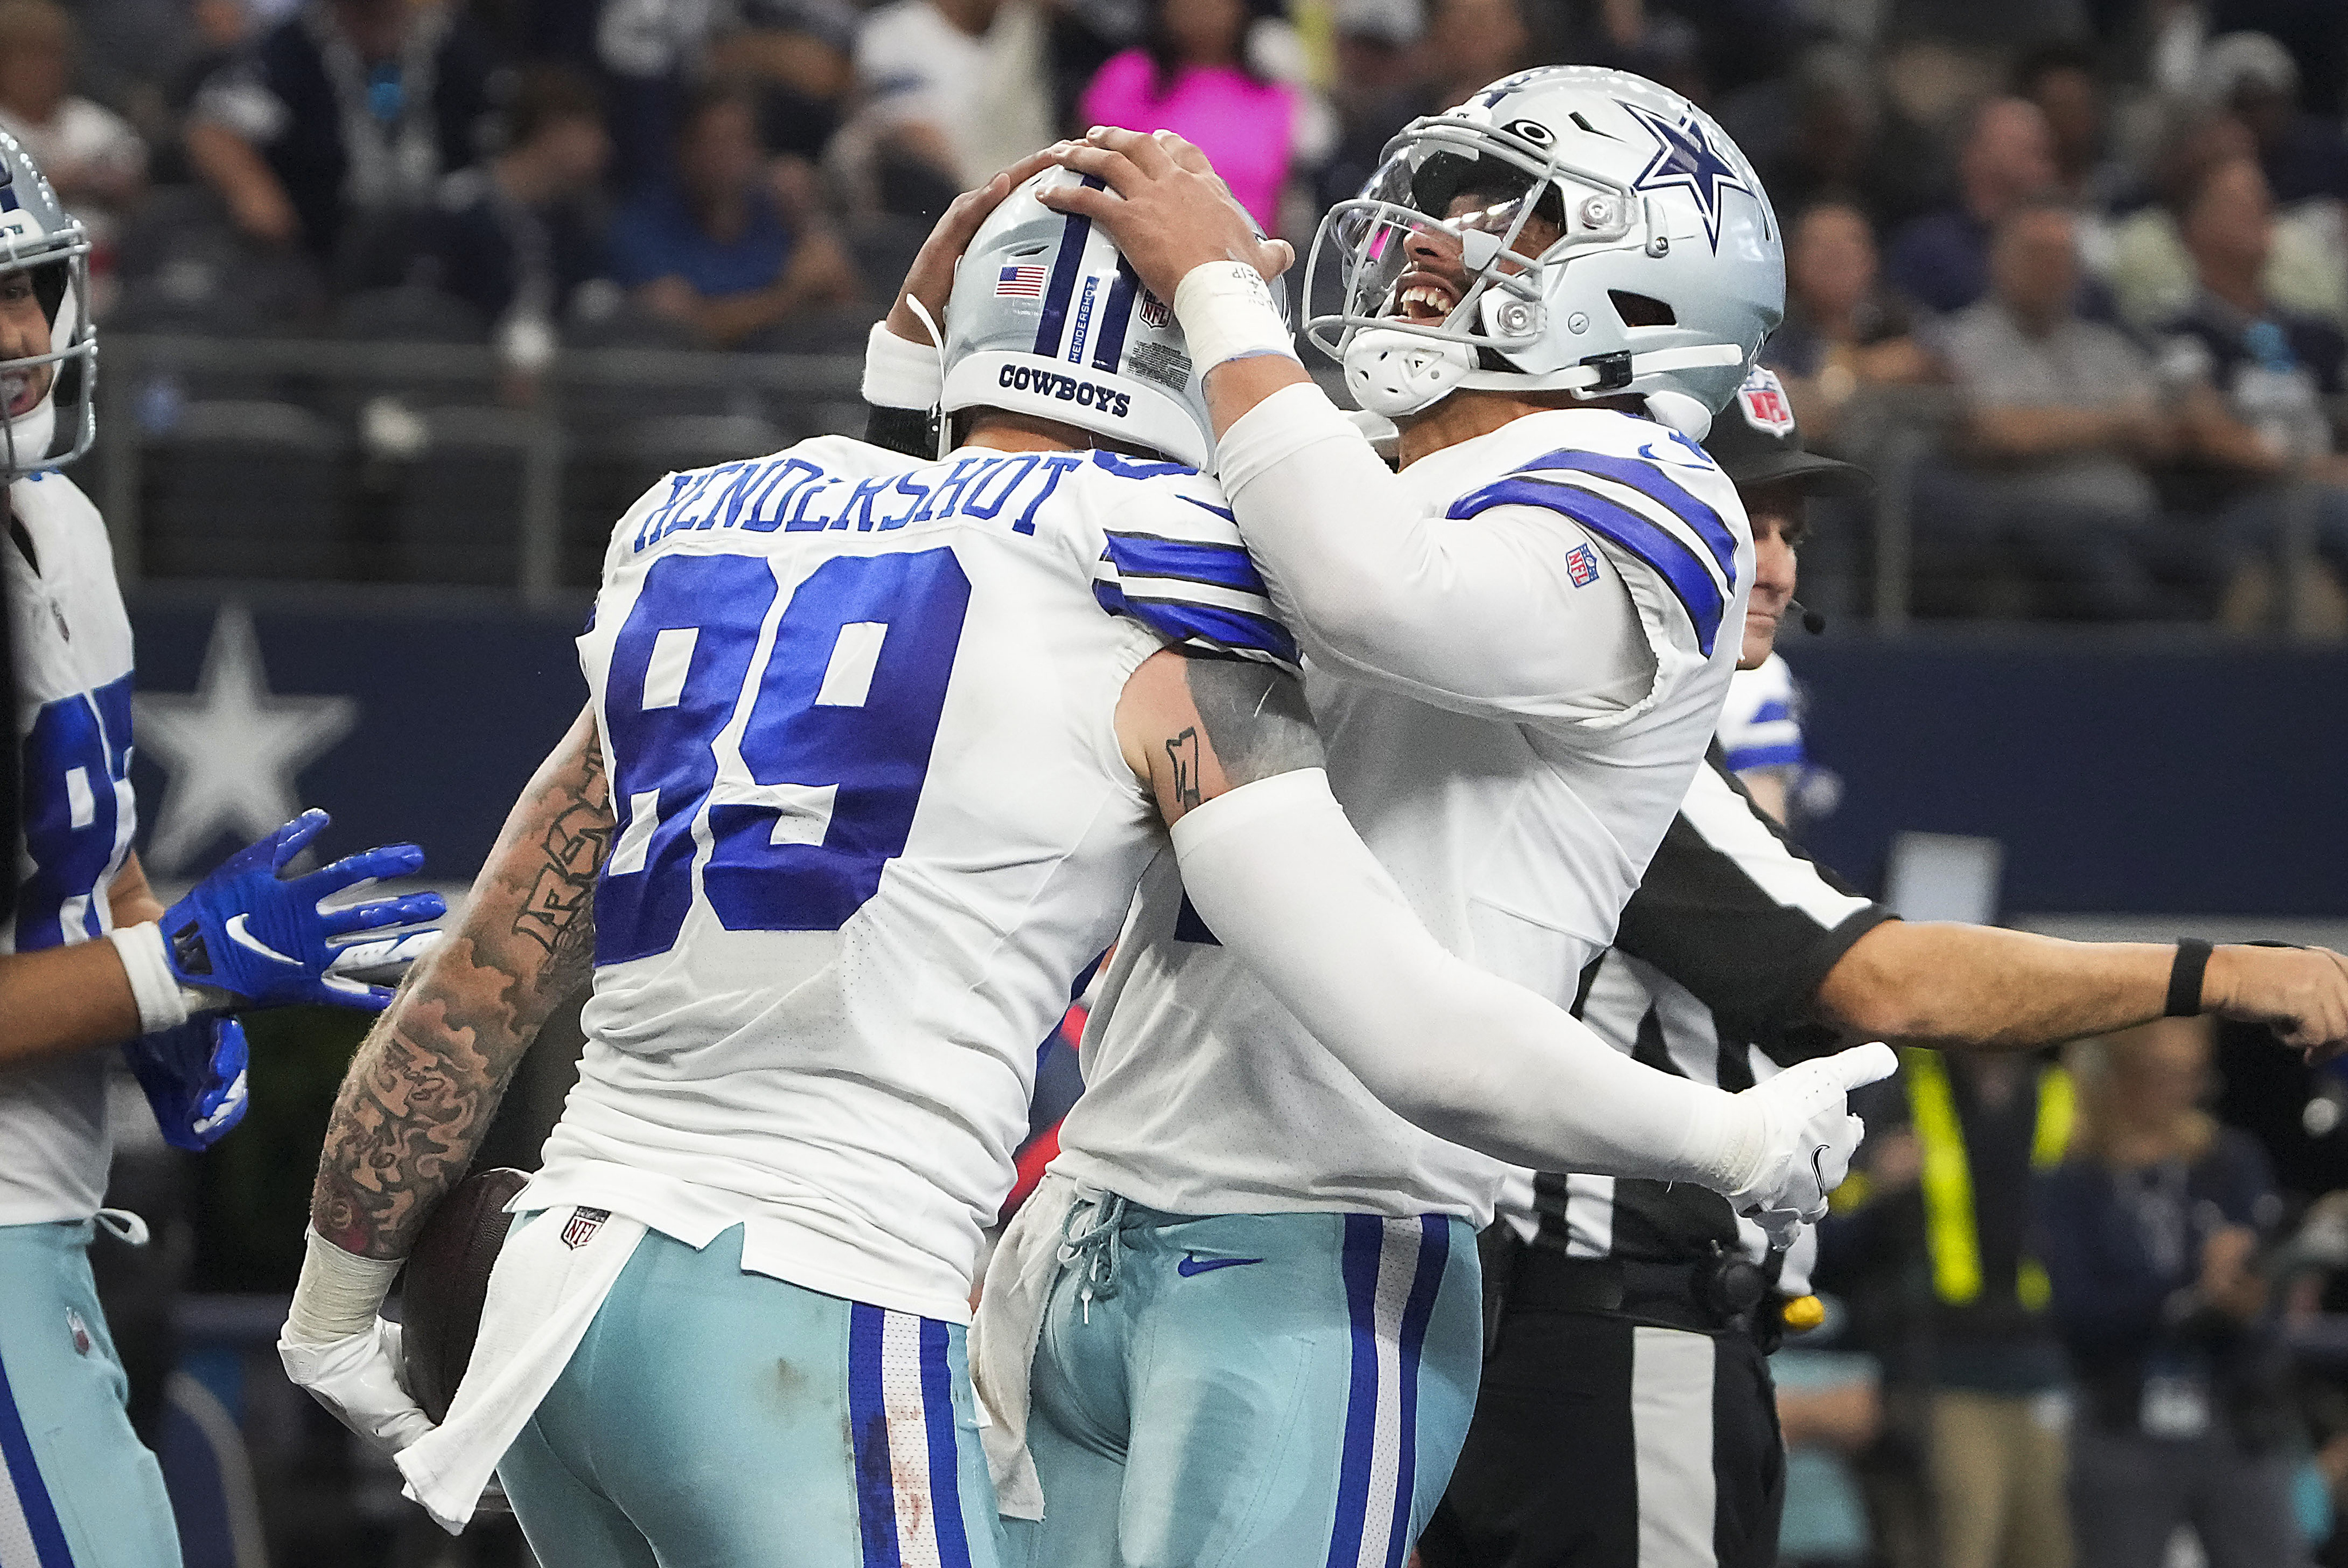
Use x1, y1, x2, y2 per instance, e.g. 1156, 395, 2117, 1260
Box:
1345, 331, 1747, 421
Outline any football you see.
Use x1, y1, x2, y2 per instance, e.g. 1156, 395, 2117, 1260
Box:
399, 1166, 531, 1424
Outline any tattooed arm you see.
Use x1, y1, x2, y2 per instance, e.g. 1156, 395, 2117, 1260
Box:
1113, 648, 1324, 825
309, 705, 612, 1260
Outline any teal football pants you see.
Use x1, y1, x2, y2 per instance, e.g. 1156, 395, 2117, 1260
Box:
0, 1220, 181, 1568
496, 1221, 1001, 1568
1005, 1199, 1481, 1568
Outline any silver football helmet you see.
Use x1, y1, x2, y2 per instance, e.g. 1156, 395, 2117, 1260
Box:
1304, 65, 1782, 437
0, 129, 91, 475
941, 167, 1282, 469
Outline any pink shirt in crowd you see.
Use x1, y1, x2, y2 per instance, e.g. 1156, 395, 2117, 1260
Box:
1079, 52, 1296, 229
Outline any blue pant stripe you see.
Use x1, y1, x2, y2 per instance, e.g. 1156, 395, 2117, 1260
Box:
0, 1347, 75, 1568
847, 1304, 899, 1568
917, 1319, 973, 1568
1324, 1214, 1386, 1568
1381, 1216, 1450, 1568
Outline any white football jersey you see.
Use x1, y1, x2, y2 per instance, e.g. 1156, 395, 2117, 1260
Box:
1717, 652, 1803, 775
522, 436, 1291, 1323
1056, 408, 1752, 1222
1, 470, 136, 1225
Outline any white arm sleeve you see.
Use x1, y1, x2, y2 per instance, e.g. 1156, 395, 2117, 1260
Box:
1212, 383, 1653, 721
1170, 769, 1764, 1189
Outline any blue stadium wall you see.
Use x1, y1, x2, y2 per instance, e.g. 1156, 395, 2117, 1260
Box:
123, 593, 2348, 919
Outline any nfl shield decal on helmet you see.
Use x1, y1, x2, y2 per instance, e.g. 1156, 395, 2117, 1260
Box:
1139, 289, 1172, 330
561, 1207, 610, 1249
1737, 367, 1795, 435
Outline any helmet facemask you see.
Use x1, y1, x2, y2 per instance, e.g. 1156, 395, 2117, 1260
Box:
0, 248, 94, 476
1307, 120, 1634, 369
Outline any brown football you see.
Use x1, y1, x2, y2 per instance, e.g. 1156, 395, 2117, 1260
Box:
400, 1166, 531, 1424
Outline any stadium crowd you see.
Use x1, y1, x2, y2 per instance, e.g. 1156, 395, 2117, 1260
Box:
11, 0, 2348, 622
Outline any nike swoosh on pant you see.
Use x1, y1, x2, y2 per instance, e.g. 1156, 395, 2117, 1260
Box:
1176, 1253, 1265, 1276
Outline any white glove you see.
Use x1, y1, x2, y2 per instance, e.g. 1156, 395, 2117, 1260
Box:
278, 1318, 437, 1456
1725, 1041, 1897, 1248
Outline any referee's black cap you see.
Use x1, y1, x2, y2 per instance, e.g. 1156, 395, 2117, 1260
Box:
1702, 367, 1873, 496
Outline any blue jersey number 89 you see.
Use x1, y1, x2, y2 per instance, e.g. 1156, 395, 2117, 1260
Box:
595, 548, 972, 965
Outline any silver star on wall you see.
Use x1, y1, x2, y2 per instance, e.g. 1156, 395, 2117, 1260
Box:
135, 604, 358, 878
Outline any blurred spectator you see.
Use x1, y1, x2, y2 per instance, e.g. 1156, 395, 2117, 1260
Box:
1775, 1339, 1884, 1568
1762, 200, 1936, 449
1884, 97, 2057, 316
2015, 41, 2126, 272
1933, 201, 2189, 621
1897, 1051, 2075, 1568
842, 0, 1055, 218
709, 0, 861, 164
2163, 154, 2348, 626
0, 0, 145, 308
420, 66, 613, 363
1078, 0, 1301, 229
2040, 1018, 2307, 1568
1313, 0, 1528, 215
185, 0, 497, 259
609, 82, 855, 349
2104, 108, 2346, 334
2200, 30, 2348, 208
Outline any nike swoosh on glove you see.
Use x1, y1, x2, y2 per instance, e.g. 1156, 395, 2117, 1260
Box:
279, 1318, 437, 1457
161, 810, 446, 1011
1727, 1041, 1898, 1249
122, 1016, 249, 1151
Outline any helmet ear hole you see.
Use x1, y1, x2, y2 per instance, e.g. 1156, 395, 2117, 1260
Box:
1609, 290, 1676, 327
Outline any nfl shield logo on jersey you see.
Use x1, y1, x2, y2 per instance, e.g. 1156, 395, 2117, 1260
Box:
1566, 543, 1602, 588
1736, 368, 1795, 436
561, 1207, 609, 1250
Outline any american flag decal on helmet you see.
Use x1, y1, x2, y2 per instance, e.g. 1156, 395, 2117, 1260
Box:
996, 265, 1047, 298
561, 1207, 610, 1249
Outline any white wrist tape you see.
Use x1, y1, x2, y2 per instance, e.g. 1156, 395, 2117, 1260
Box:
1171, 261, 1298, 374
862, 319, 945, 410
108, 922, 191, 1034
286, 1226, 405, 1345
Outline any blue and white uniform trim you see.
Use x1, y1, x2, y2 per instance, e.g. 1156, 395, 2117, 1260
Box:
1447, 446, 1739, 657
847, 1304, 973, 1568
0, 1349, 73, 1568
1325, 1215, 1450, 1568
1091, 481, 1300, 670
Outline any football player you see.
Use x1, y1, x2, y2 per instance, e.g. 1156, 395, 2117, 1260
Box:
278, 158, 1884, 1567
944, 65, 1802, 1568
0, 129, 440, 1566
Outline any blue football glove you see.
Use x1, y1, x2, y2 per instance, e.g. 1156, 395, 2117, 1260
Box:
123, 1016, 250, 1151
159, 810, 447, 1012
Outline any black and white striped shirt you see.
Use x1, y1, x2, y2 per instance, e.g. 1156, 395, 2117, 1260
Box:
1506, 751, 1894, 1292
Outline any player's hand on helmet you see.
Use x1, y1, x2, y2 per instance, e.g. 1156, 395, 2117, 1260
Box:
279, 1317, 437, 1457
159, 810, 445, 1013
2206, 944, 2348, 1062
1040, 127, 1295, 303
886, 146, 1065, 349
1725, 1042, 1897, 1248
123, 1014, 249, 1151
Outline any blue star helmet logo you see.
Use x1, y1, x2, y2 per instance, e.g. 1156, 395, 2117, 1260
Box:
1623, 101, 1754, 252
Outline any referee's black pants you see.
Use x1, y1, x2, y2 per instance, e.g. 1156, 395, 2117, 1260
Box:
1418, 1306, 1786, 1568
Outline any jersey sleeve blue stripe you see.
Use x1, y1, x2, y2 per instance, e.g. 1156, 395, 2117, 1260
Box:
1092, 581, 1300, 667
1510, 449, 1740, 582
1447, 476, 1727, 656
1102, 533, 1269, 594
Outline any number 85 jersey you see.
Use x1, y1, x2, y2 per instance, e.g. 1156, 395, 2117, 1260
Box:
531, 434, 1291, 1323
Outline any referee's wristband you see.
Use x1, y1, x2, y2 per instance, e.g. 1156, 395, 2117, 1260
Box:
2166, 938, 2213, 1018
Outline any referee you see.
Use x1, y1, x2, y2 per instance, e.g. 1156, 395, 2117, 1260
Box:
1418, 370, 2348, 1568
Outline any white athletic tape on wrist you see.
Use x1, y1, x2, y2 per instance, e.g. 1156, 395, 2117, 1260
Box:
109, 921, 191, 1034
1172, 261, 1298, 374
862, 319, 945, 410
287, 1226, 405, 1345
